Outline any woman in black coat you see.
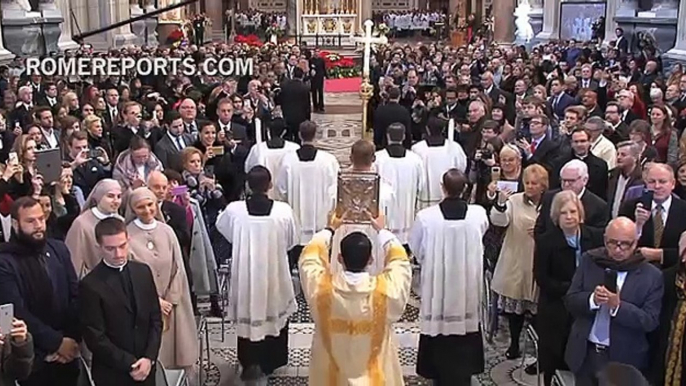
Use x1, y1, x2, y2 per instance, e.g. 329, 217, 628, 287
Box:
533, 190, 604, 385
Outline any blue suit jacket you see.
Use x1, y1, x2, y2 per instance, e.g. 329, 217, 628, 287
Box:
0, 239, 80, 360
550, 92, 576, 120
564, 249, 663, 373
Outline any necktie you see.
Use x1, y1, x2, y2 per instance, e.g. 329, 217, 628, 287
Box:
595, 305, 611, 344
176, 136, 185, 151
553, 95, 560, 110
530, 141, 537, 154
654, 204, 664, 248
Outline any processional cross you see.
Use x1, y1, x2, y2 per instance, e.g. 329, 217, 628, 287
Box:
350, 19, 387, 139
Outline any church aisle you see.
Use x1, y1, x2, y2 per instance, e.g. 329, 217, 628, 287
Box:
198, 93, 543, 385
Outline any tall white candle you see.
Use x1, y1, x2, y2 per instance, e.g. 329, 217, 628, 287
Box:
255, 118, 263, 143
448, 118, 455, 142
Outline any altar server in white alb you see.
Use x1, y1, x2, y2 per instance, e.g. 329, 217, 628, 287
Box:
244, 119, 300, 199
331, 139, 395, 275
409, 169, 489, 386
412, 117, 468, 210
374, 123, 425, 246
215, 166, 298, 382
276, 121, 340, 268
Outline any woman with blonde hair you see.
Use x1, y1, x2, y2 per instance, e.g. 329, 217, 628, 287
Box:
83, 114, 112, 160
490, 163, 548, 359
125, 187, 198, 370
61, 91, 80, 119
533, 190, 604, 385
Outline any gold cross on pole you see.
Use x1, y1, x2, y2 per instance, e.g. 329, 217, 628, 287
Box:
350, 19, 387, 140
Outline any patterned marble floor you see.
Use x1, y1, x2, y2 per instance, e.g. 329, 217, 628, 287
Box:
197, 92, 542, 385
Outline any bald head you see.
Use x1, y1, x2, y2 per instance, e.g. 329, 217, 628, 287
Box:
605, 217, 638, 261
146, 171, 169, 202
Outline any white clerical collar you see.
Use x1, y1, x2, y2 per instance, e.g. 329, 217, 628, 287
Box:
102, 259, 127, 271
343, 271, 369, 285
134, 218, 158, 230
92, 207, 116, 220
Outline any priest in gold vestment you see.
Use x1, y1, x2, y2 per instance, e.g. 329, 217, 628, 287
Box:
299, 212, 412, 385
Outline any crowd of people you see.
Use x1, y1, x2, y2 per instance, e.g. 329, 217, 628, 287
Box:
233, 10, 287, 37
0, 18, 683, 386
373, 10, 448, 38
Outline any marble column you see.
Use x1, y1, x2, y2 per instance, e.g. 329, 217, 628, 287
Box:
663, 0, 686, 61
111, 0, 136, 47
604, 0, 619, 45
528, 0, 543, 37
205, 0, 223, 41
48, 0, 79, 50
616, 0, 637, 16
359, 2, 371, 33
494, 0, 515, 43
536, 0, 561, 41
130, 0, 146, 46
144, 0, 158, 47
0, 0, 15, 61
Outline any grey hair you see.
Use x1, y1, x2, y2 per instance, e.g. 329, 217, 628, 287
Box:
550, 190, 585, 226
560, 159, 589, 178
616, 141, 641, 159
585, 116, 606, 132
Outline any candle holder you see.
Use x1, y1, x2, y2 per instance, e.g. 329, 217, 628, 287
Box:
359, 75, 373, 139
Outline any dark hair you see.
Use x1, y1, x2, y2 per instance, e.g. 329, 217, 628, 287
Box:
164, 110, 182, 125
198, 120, 216, 134
10, 196, 41, 220
34, 106, 52, 119
387, 86, 401, 100
387, 123, 406, 143
94, 217, 128, 243
442, 169, 467, 197
129, 135, 150, 151
299, 120, 317, 142
68, 130, 88, 146
164, 169, 183, 184
247, 165, 271, 194
339, 232, 372, 272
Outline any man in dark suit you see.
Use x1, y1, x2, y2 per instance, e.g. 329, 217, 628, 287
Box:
280, 67, 311, 143
66, 131, 111, 197
215, 97, 248, 144
80, 217, 162, 386
113, 101, 161, 157
0, 197, 81, 386
373, 86, 412, 149
554, 128, 608, 199
102, 86, 121, 130
309, 48, 326, 112
617, 89, 639, 125
604, 102, 630, 145
564, 217, 662, 385
34, 106, 60, 150
618, 163, 686, 269
549, 78, 576, 121
578, 64, 599, 91
153, 111, 192, 172
520, 114, 560, 183
35, 82, 60, 115
607, 141, 643, 218
615, 28, 629, 57
535, 159, 609, 239
9, 86, 33, 130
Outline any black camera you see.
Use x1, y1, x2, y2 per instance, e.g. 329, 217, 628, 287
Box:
481, 149, 492, 160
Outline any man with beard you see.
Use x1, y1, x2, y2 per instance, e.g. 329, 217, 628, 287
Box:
0, 197, 80, 386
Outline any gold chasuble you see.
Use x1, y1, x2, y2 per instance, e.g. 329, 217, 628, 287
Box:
299, 228, 412, 385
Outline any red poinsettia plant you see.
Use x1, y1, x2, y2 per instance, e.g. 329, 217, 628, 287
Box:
319, 50, 360, 78
234, 34, 263, 46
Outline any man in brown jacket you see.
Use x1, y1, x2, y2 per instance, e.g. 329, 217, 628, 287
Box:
0, 318, 34, 386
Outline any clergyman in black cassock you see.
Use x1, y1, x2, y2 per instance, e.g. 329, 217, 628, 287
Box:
80, 254, 163, 385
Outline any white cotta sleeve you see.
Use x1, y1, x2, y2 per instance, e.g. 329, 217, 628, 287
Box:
215, 206, 234, 244
285, 207, 297, 250
452, 143, 468, 174
408, 214, 425, 264
489, 200, 512, 228
328, 157, 340, 209
415, 158, 426, 199
244, 145, 259, 174
275, 160, 290, 201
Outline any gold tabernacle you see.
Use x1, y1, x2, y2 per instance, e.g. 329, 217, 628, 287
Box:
336, 171, 380, 224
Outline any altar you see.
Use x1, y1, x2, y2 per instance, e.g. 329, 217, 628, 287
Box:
298, 0, 361, 47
